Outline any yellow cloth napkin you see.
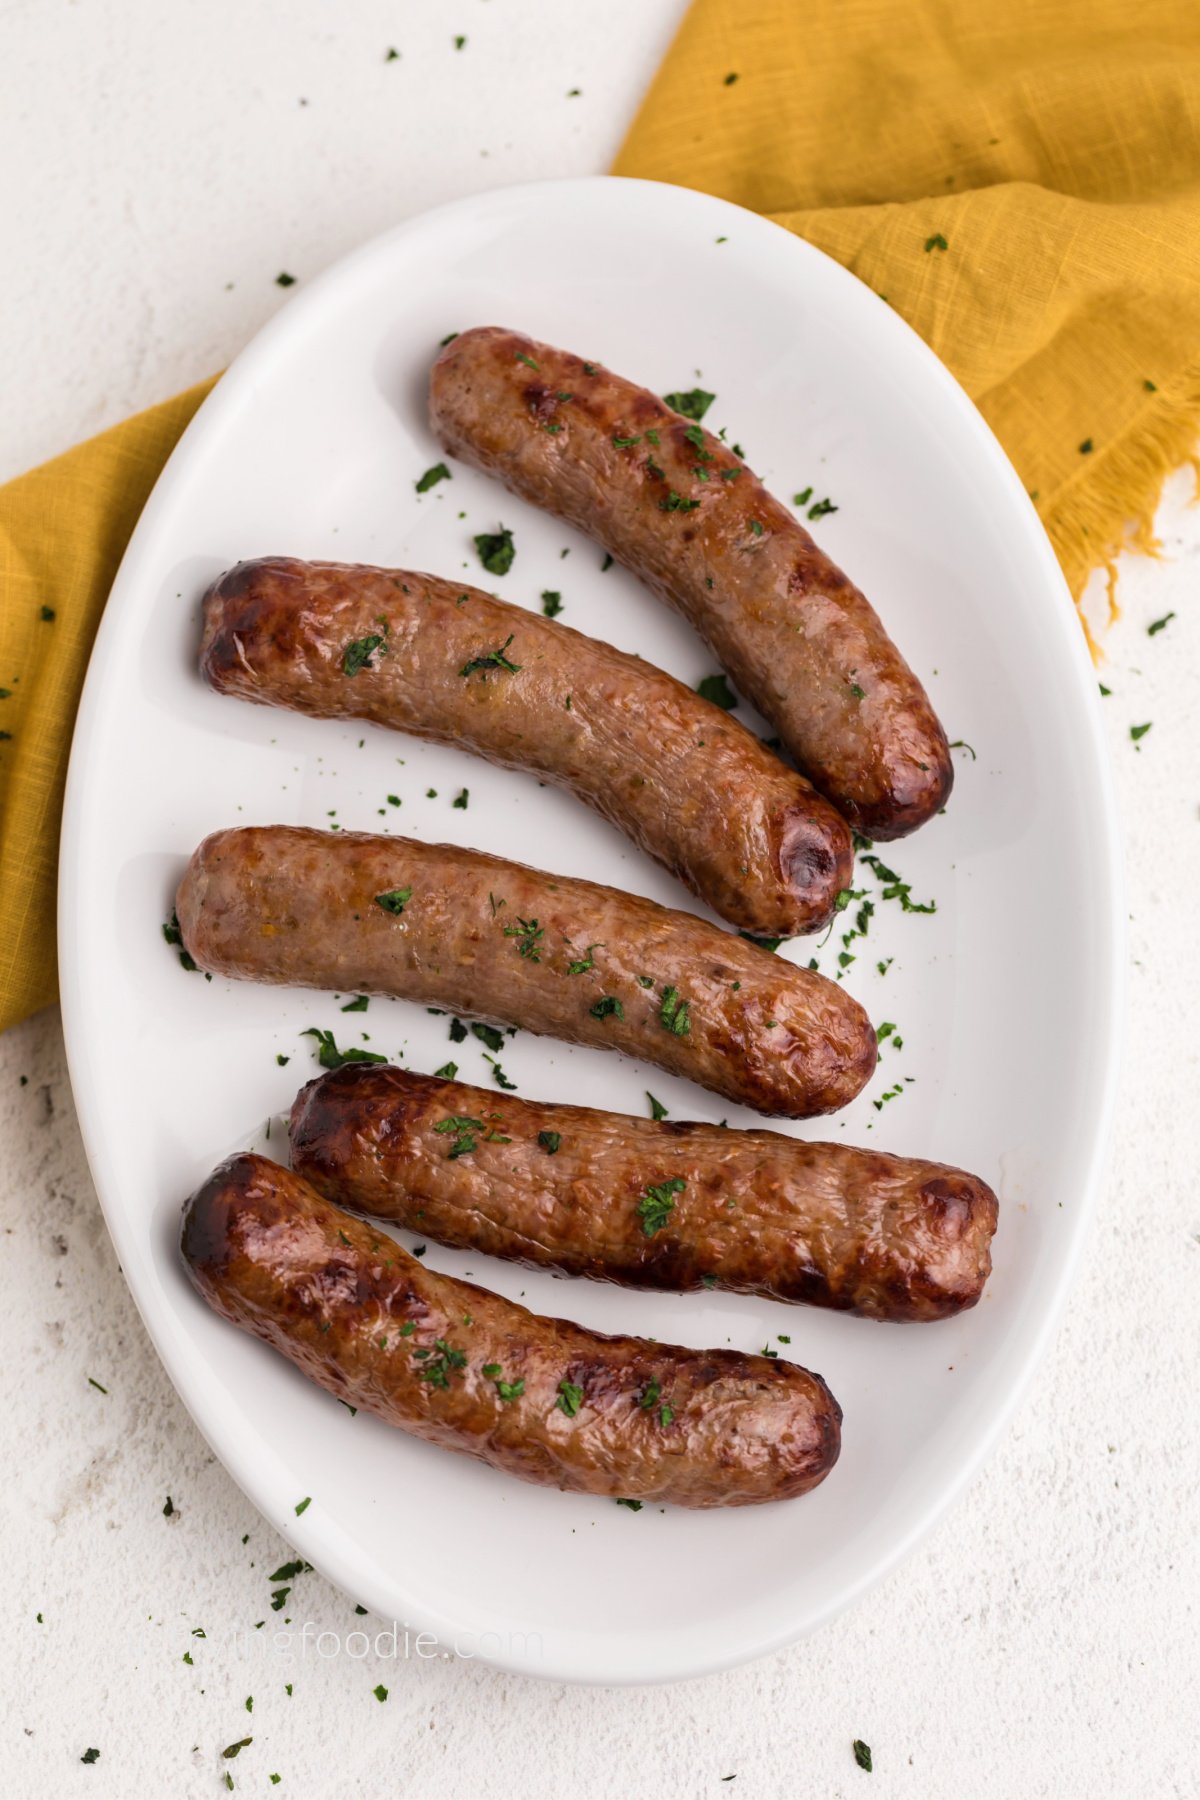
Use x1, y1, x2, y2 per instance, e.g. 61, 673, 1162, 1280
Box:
615, 0, 1200, 634
3, 0, 1200, 1033
0, 380, 215, 1027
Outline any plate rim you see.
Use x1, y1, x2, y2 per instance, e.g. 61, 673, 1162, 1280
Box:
56, 173, 1126, 1685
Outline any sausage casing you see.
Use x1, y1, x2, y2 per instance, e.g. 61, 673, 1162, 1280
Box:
175, 826, 877, 1118
290, 1064, 998, 1322
430, 326, 953, 839
199, 556, 852, 937
181, 1154, 842, 1507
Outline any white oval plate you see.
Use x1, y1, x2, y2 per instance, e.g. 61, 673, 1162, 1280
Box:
58, 177, 1122, 1685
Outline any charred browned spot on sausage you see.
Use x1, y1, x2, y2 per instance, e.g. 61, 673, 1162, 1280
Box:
777, 802, 854, 922
181, 1157, 248, 1279
920, 1176, 982, 1239
211, 560, 261, 604
524, 383, 560, 425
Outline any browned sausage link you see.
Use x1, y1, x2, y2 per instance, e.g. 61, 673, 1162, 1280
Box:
429, 327, 953, 840
200, 558, 853, 938
182, 1154, 842, 1507
291, 1064, 998, 1322
175, 827, 877, 1118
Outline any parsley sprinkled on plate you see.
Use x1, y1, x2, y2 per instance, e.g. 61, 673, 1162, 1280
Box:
1130, 721, 1152, 743
541, 590, 564, 618
853, 1739, 873, 1772
697, 672, 737, 709
473, 528, 516, 577
664, 388, 715, 420
301, 1028, 387, 1071
483, 1054, 517, 1091
647, 1092, 668, 1120
415, 462, 451, 493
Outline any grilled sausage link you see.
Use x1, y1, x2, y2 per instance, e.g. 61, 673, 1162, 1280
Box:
175, 826, 876, 1118
291, 1064, 998, 1322
430, 326, 953, 840
199, 557, 852, 938
182, 1154, 842, 1507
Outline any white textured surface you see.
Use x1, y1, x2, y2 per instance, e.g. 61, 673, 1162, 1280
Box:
2, 2, 1197, 1793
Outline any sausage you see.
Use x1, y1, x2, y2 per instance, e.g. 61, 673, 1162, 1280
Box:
181, 1154, 842, 1507
198, 557, 853, 937
429, 327, 953, 840
290, 1064, 998, 1322
176, 826, 876, 1118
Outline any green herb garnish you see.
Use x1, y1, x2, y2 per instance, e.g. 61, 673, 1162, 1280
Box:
301, 1029, 387, 1071
414, 1338, 467, 1388
538, 1130, 562, 1155
472, 529, 516, 577
660, 491, 700, 512
343, 633, 387, 676
663, 388, 715, 420
556, 1379, 584, 1416
635, 1177, 685, 1236
415, 462, 450, 493
460, 632, 521, 677
658, 986, 691, 1037
434, 1115, 483, 1159
503, 915, 544, 960
374, 886, 413, 914
647, 1092, 668, 1120
589, 996, 623, 1020
541, 590, 564, 618
697, 672, 736, 709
